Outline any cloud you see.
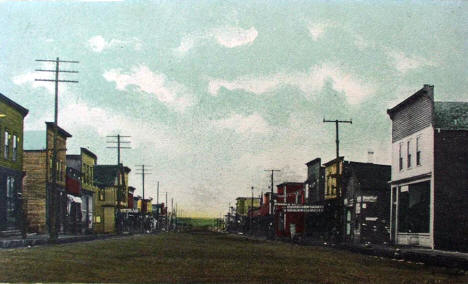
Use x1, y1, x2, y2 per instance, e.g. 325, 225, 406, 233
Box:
103, 65, 193, 112
173, 26, 258, 55
12, 70, 68, 95
212, 113, 270, 134
207, 63, 375, 104
386, 50, 436, 73
211, 27, 258, 48
87, 35, 142, 53
307, 22, 332, 41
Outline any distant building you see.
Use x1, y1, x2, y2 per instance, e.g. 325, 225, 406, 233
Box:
66, 147, 98, 233
93, 165, 131, 233
235, 197, 260, 216
387, 85, 468, 251
23, 122, 72, 233
304, 158, 325, 204
0, 93, 28, 235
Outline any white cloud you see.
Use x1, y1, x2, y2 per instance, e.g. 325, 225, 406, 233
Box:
103, 65, 193, 112
173, 26, 258, 56
87, 35, 142, 53
211, 27, 258, 48
12, 70, 68, 95
207, 63, 375, 104
307, 22, 332, 41
386, 50, 436, 73
212, 113, 270, 134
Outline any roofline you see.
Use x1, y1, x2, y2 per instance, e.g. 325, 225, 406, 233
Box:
45, 122, 72, 138
305, 157, 321, 166
387, 84, 434, 118
346, 161, 391, 168
323, 156, 345, 167
0, 93, 29, 116
276, 182, 304, 187
80, 147, 97, 160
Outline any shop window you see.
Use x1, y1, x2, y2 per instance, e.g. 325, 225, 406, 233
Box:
397, 181, 430, 233
95, 216, 101, 223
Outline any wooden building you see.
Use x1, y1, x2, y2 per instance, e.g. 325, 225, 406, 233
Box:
66, 147, 98, 233
387, 84, 468, 251
93, 164, 131, 233
23, 122, 72, 233
0, 93, 28, 236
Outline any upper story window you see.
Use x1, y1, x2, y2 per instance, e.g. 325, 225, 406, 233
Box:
4, 130, 9, 159
416, 136, 421, 166
407, 140, 412, 168
12, 135, 17, 161
399, 143, 403, 171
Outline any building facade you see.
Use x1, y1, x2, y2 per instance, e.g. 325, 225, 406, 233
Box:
93, 164, 131, 233
387, 84, 468, 251
0, 93, 28, 235
23, 122, 72, 233
66, 147, 98, 234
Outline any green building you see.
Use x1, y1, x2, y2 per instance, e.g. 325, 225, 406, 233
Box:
0, 93, 28, 235
236, 197, 261, 216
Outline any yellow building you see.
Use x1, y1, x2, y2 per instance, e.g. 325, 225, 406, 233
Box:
324, 157, 344, 200
235, 197, 260, 216
93, 165, 131, 233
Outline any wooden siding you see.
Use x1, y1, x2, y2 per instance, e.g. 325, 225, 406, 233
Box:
22, 151, 47, 233
391, 95, 433, 143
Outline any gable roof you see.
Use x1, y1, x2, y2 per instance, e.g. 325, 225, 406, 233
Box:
0, 93, 29, 117
434, 101, 468, 130
81, 147, 97, 160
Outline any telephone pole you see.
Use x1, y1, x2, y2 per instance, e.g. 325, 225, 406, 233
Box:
135, 165, 152, 200
323, 118, 352, 242
264, 170, 280, 215
35, 57, 78, 242
106, 134, 131, 234
250, 186, 254, 234
165, 192, 168, 231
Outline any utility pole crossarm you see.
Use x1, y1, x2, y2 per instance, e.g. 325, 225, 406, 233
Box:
34, 57, 79, 242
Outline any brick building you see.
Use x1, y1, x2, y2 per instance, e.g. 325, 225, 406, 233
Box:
387, 84, 468, 251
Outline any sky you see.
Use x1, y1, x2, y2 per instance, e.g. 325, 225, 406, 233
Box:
1, 0, 467, 217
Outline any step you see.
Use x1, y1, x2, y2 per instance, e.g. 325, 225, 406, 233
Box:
0, 229, 21, 238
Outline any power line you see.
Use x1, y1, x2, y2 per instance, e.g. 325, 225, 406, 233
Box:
135, 164, 152, 200
106, 134, 131, 234
35, 57, 78, 243
264, 169, 280, 215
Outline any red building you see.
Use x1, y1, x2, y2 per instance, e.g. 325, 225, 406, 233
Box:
275, 182, 306, 239
127, 186, 135, 210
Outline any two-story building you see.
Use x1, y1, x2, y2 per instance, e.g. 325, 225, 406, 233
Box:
93, 164, 131, 233
235, 197, 261, 217
66, 147, 98, 234
323, 157, 391, 244
0, 93, 28, 236
387, 84, 468, 251
23, 122, 72, 234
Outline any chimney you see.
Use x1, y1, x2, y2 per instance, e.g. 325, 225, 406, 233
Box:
423, 84, 434, 101
367, 149, 375, 163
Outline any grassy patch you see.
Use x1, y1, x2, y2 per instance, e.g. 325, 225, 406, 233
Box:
0, 231, 466, 283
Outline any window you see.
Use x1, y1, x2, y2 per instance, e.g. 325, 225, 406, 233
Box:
398, 181, 430, 233
416, 137, 421, 166
399, 143, 403, 171
4, 130, 9, 159
6, 177, 16, 226
12, 135, 17, 161
407, 140, 412, 168
95, 216, 101, 223
99, 190, 105, 201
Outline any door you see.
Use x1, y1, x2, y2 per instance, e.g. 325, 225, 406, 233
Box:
6, 177, 16, 229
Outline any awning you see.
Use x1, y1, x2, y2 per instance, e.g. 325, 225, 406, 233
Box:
67, 194, 82, 204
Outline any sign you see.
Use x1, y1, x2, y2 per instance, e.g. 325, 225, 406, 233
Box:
284, 205, 324, 213
358, 195, 377, 203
